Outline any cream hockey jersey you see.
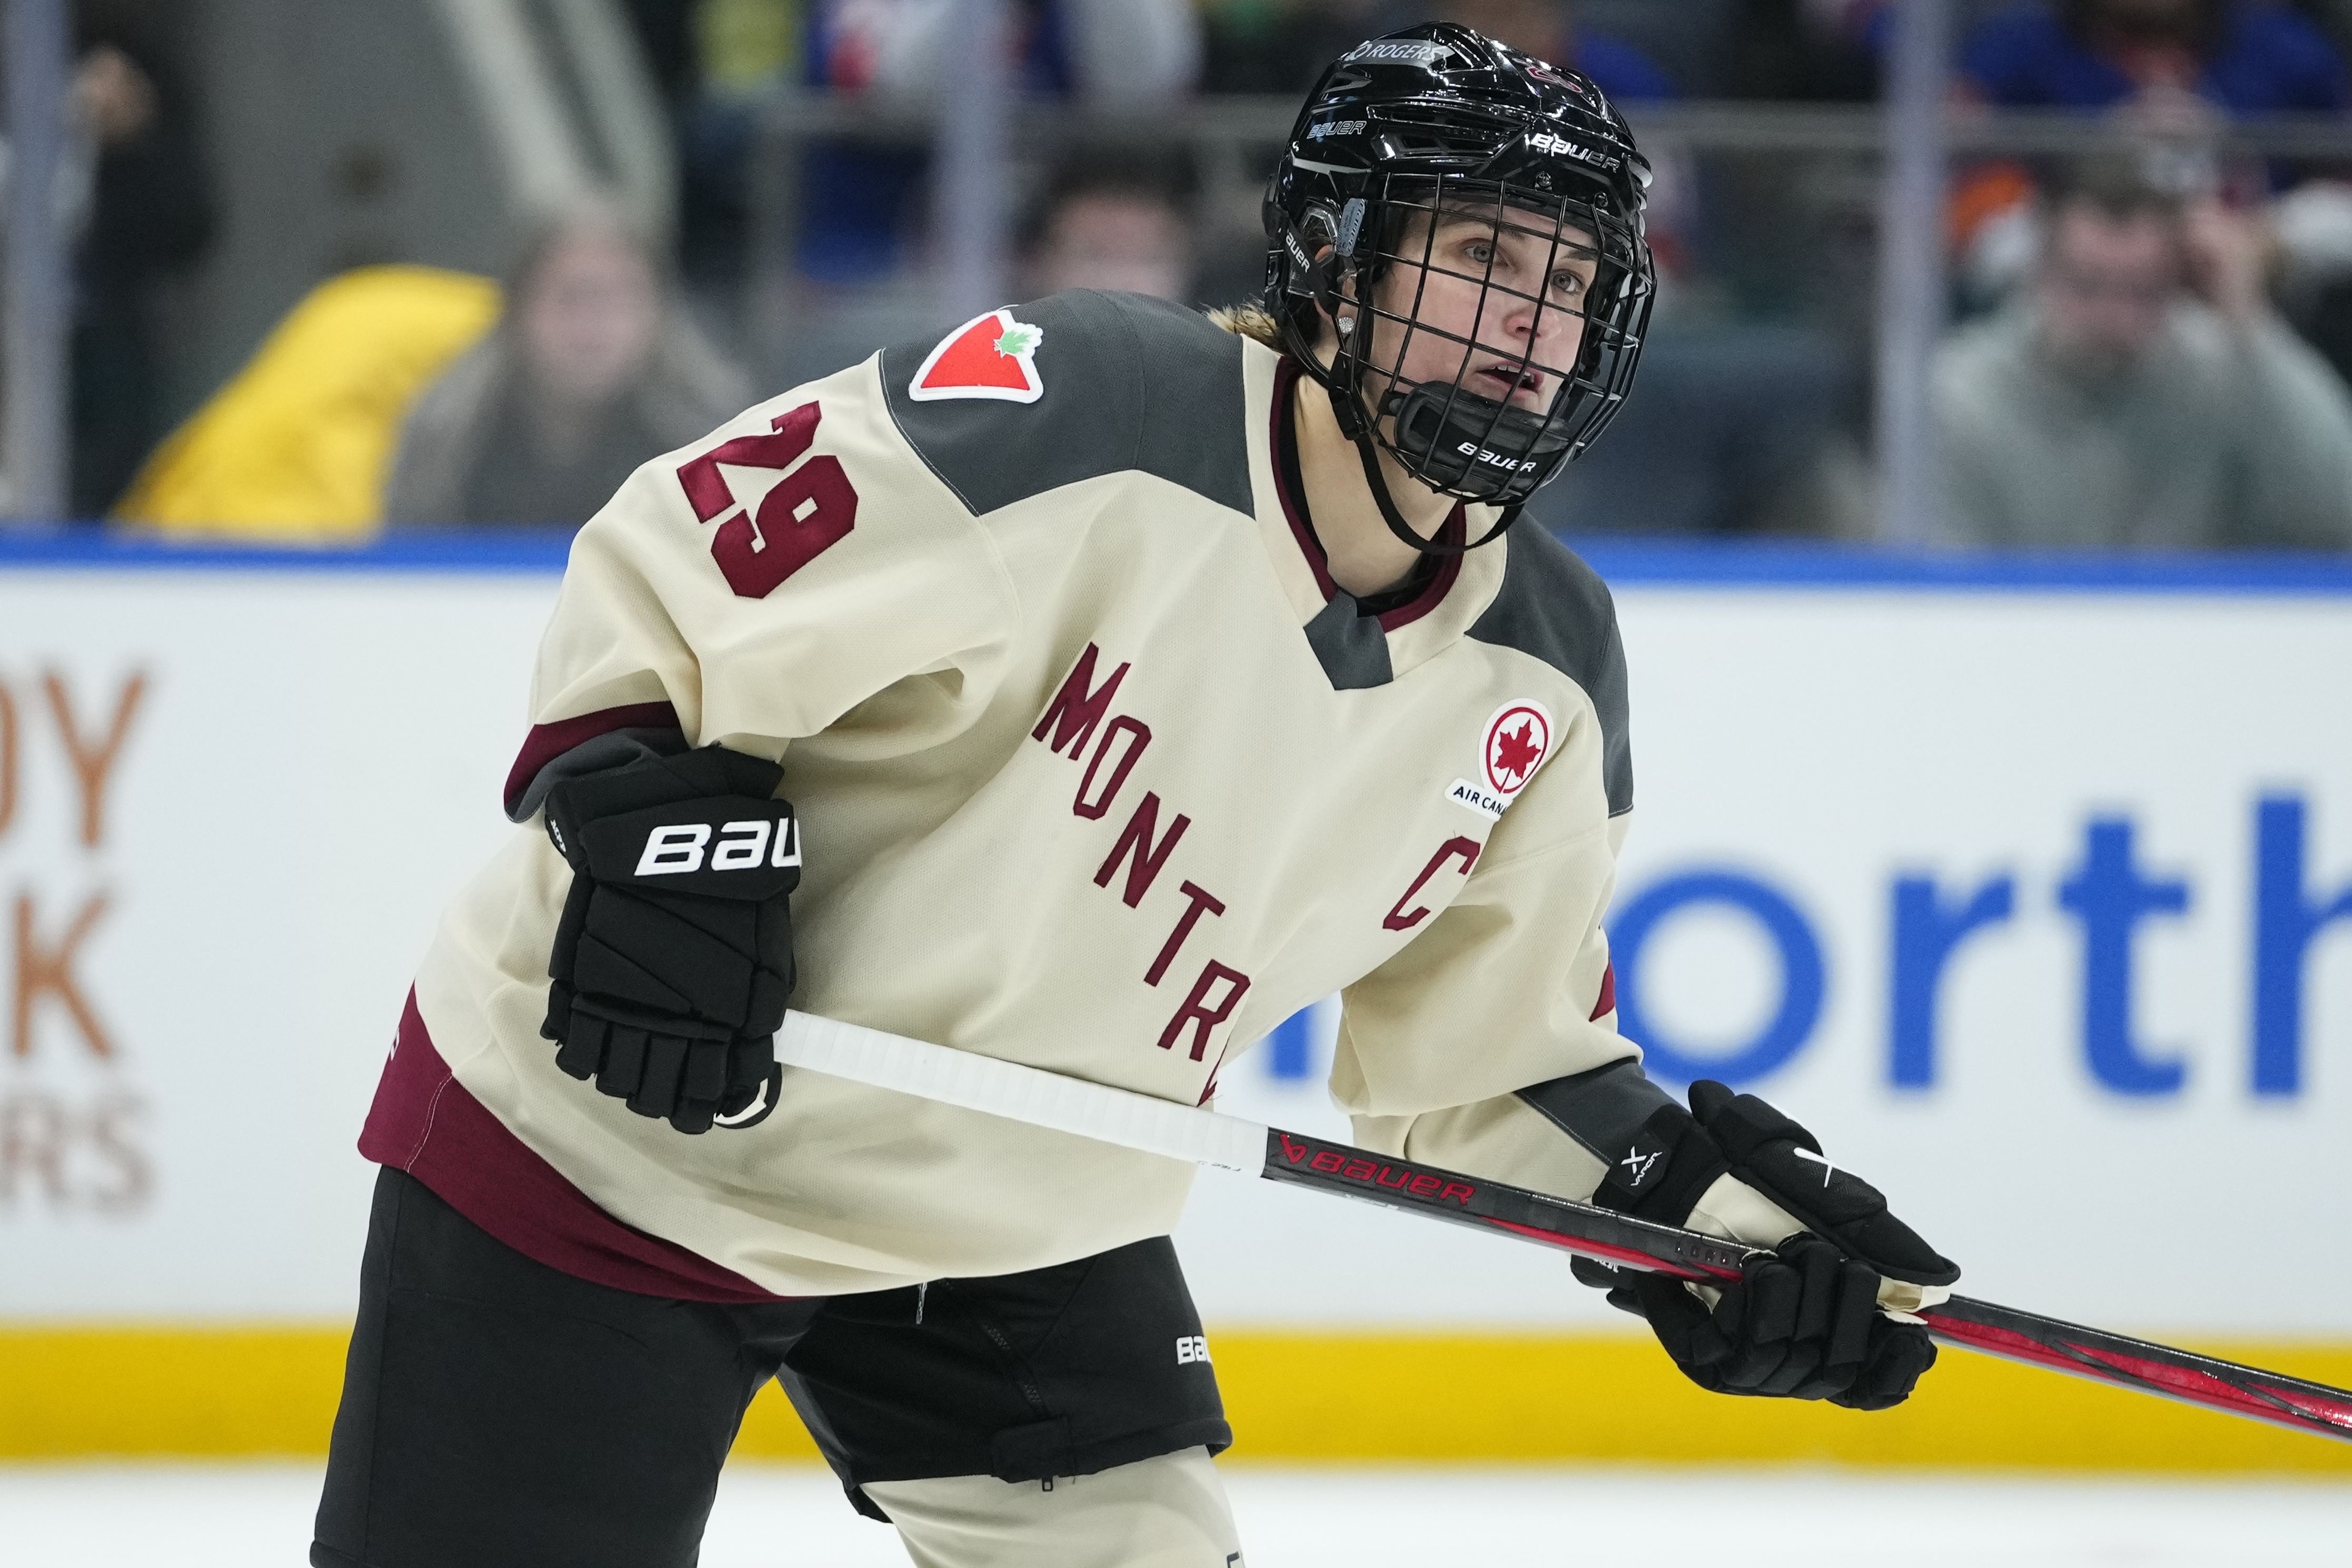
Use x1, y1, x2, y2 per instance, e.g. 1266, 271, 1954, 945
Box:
397, 290, 1649, 1299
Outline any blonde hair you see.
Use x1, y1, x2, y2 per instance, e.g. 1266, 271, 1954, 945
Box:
1207, 302, 1285, 350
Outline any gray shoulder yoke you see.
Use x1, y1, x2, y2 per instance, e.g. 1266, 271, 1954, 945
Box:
880, 290, 1254, 519
1468, 529, 1633, 817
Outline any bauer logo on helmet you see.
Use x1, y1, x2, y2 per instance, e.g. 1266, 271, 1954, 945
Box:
1527, 130, 1615, 170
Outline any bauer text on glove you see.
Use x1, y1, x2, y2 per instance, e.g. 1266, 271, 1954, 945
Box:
540, 746, 798, 1134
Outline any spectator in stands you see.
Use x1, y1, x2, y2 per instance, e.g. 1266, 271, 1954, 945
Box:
384, 199, 750, 527
1022, 154, 1195, 301
1960, 1, 2348, 117
1200, 0, 1387, 93
1712, 0, 1882, 101
71, 19, 214, 519
1952, 3, 2351, 307
797, 0, 1201, 284
1933, 160, 2352, 548
2296, 0, 2352, 66
1411, 0, 1675, 101
1204, 0, 1678, 101
618, 0, 761, 298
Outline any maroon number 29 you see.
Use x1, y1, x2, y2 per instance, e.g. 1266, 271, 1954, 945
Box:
673, 401, 859, 599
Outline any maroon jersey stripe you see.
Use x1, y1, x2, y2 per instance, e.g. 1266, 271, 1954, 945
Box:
361, 991, 791, 1304
502, 700, 683, 816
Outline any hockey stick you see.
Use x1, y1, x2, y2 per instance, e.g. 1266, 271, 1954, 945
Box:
771, 1010, 2352, 1444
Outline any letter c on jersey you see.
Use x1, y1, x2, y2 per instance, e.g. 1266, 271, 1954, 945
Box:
1385, 838, 1481, 931
1609, 869, 1825, 1087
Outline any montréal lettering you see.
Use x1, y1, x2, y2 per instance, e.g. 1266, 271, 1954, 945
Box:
1031, 643, 1130, 758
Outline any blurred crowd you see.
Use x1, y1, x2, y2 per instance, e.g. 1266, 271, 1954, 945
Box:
39, 0, 2352, 550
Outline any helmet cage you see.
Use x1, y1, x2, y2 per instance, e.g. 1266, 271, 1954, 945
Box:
1283, 170, 1653, 524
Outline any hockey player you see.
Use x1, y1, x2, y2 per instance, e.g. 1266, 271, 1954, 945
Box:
313, 23, 1955, 1568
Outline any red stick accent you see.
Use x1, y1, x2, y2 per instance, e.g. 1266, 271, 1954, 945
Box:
1476, 1215, 1741, 1283
1922, 1311, 2352, 1435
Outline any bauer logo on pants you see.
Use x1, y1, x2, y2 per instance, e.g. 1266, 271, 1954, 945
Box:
908, 309, 1047, 403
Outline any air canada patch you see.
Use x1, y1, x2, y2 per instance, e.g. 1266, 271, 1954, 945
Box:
1446, 699, 1554, 820
909, 309, 1046, 403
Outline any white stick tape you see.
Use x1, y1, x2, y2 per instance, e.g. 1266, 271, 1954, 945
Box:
773, 1010, 1270, 1175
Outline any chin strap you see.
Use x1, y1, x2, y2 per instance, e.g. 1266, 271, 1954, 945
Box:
1327, 379, 1521, 558
1325, 376, 1440, 554
1281, 276, 1525, 560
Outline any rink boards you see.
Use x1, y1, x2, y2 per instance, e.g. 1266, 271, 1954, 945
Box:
1, 533, 2348, 1469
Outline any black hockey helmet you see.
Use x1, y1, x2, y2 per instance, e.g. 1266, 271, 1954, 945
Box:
1264, 23, 1655, 550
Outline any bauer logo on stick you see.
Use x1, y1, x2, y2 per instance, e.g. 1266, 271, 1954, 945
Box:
908, 309, 1047, 403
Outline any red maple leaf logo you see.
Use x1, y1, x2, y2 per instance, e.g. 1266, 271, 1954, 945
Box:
1492, 720, 1544, 786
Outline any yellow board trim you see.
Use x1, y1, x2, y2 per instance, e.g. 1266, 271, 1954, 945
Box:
5, 1325, 2349, 1473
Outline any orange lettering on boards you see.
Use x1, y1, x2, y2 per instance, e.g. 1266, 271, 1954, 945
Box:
0, 1089, 150, 1213
0, 677, 16, 839
12, 891, 115, 1058
44, 669, 149, 850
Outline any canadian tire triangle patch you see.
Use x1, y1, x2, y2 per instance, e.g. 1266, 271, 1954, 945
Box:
909, 309, 1046, 403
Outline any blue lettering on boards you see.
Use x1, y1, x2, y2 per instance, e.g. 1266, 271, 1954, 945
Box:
1267, 1005, 1317, 1081
1612, 869, 1825, 1087
2057, 817, 2190, 1096
2251, 793, 2352, 1097
1887, 872, 2016, 1089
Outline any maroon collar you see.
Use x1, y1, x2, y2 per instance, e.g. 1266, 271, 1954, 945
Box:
1270, 358, 1464, 633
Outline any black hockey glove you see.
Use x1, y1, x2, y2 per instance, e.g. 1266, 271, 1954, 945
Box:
1600, 1236, 1940, 1410
540, 746, 798, 1134
1569, 1079, 1956, 1410
1682, 1079, 1959, 1289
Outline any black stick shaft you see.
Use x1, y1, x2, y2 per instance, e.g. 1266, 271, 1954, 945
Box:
1256, 1125, 2352, 1445
1260, 1125, 1751, 1283
1919, 1296, 2352, 1442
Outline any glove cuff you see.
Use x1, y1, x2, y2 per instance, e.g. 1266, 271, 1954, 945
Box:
1593, 1103, 1731, 1227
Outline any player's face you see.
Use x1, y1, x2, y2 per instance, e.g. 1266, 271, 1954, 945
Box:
1365, 201, 1599, 415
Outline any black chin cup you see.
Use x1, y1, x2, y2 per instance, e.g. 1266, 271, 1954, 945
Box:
1286, 280, 1536, 558
1381, 382, 1574, 505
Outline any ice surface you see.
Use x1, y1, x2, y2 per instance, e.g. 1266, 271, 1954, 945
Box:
1, 1463, 2346, 1565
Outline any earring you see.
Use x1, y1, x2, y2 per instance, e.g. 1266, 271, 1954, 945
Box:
1338, 315, 1357, 334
